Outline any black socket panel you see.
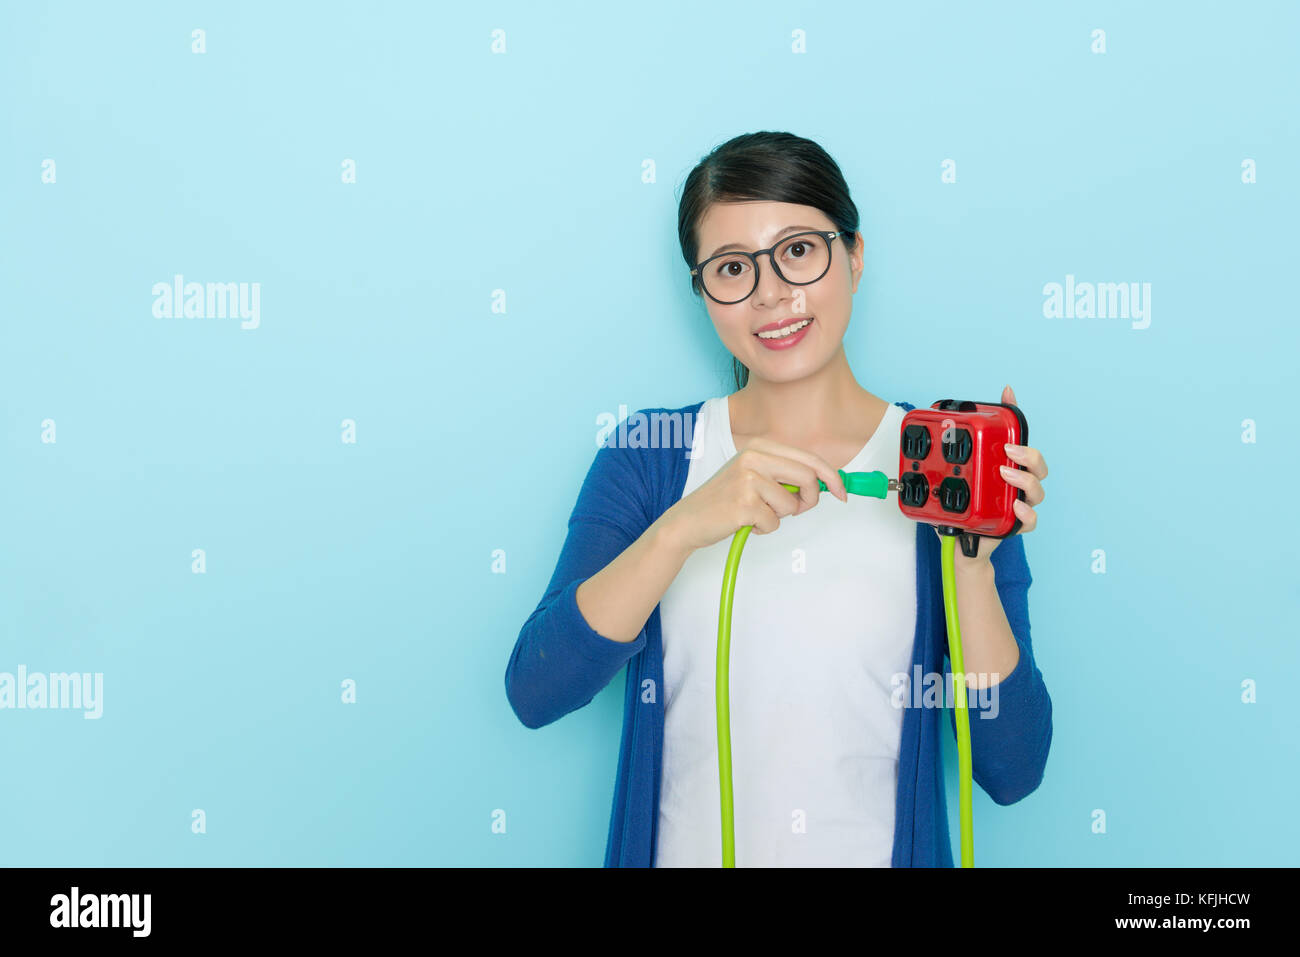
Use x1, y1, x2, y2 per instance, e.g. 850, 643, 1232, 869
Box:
941, 427, 972, 464
939, 477, 970, 513
902, 424, 931, 461
900, 472, 930, 508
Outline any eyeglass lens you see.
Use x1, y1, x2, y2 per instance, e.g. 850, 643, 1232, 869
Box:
700, 232, 831, 303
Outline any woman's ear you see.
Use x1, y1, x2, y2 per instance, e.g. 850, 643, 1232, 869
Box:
849, 232, 865, 293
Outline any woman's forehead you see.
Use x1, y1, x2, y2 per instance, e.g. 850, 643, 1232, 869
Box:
697, 200, 828, 248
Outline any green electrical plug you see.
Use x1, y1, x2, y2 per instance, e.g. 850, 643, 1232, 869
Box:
780, 469, 894, 500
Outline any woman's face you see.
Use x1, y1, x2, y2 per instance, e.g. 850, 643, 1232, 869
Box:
693, 200, 863, 385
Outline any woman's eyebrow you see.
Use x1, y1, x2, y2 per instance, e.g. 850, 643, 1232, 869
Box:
706, 224, 823, 260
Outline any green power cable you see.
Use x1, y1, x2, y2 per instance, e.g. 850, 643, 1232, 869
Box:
715, 469, 975, 868
938, 531, 974, 867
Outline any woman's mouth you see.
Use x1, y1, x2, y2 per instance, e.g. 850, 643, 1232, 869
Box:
754, 316, 813, 350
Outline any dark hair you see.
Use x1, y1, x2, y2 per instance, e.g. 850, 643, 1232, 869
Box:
677, 131, 861, 391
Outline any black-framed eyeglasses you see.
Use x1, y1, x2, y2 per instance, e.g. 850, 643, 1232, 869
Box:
690, 230, 843, 305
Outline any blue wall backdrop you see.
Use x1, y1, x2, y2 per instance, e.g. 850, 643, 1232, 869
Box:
2, 0, 1297, 866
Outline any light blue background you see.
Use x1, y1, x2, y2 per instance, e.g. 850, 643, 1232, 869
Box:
2, 0, 1296, 866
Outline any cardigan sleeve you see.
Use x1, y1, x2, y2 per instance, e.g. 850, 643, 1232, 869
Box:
945, 532, 1053, 805
504, 428, 656, 730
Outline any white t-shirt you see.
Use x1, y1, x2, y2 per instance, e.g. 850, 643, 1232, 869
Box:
654, 396, 917, 867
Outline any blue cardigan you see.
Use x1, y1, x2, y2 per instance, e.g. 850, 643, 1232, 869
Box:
505, 400, 1053, 867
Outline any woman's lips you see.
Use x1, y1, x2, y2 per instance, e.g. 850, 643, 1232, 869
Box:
754, 316, 813, 350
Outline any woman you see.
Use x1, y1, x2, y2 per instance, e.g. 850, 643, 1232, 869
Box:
505, 131, 1052, 867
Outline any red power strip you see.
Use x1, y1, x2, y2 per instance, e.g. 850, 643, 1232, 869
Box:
896, 399, 1029, 557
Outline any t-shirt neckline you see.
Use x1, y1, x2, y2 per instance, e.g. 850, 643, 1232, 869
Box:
715, 394, 898, 472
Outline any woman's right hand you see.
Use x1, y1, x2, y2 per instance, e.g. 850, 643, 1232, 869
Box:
659, 437, 849, 552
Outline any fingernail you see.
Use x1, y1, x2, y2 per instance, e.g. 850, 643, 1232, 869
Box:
1004, 443, 1019, 455
1000, 464, 1012, 473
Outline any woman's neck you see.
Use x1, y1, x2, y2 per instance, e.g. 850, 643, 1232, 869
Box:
727, 347, 886, 452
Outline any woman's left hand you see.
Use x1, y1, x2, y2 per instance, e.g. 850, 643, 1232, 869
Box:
934, 384, 1047, 566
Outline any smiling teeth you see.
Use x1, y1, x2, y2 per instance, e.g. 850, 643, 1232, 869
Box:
757, 318, 812, 339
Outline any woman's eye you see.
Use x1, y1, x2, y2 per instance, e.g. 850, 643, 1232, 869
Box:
716, 259, 747, 277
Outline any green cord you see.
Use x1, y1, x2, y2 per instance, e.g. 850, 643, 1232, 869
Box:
715, 469, 890, 868
716, 524, 750, 868
715, 470, 976, 868
939, 532, 975, 868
